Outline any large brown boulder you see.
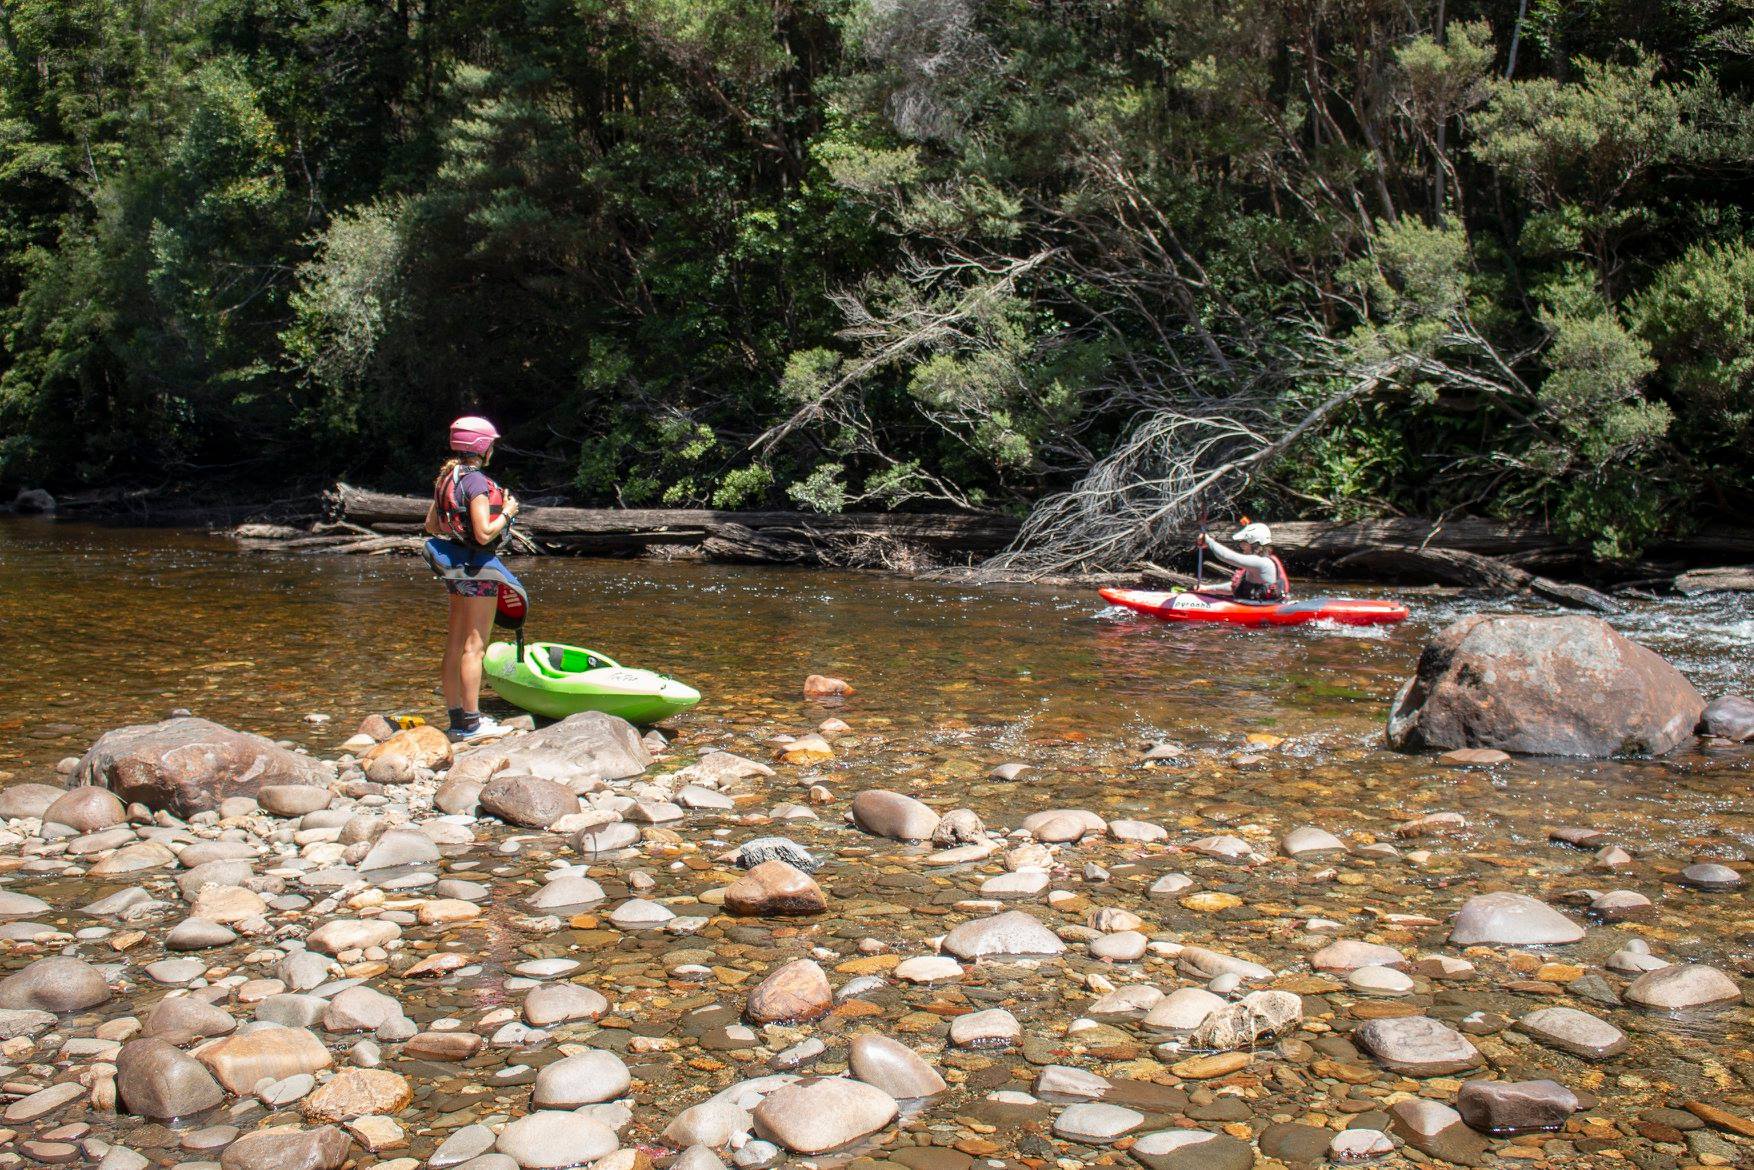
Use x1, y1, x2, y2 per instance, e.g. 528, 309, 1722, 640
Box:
75, 717, 336, 817
1387, 615, 1704, 758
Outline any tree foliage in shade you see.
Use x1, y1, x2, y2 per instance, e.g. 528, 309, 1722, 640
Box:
0, 0, 1750, 562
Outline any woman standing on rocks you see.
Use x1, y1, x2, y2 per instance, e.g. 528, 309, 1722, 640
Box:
422, 415, 526, 741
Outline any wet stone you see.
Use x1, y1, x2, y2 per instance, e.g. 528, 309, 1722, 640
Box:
1329, 1128, 1394, 1162
753, 1077, 899, 1154
144, 995, 236, 1044
1590, 889, 1653, 920
746, 959, 832, 1023
4, 1081, 86, 1123
1354, 1015, 1484, 1076
0, 955, 112, 1011
1389, 1098, 1489, 1166
1624, 963, 1741, 1009
1679, 862, 1741, 890
218, 1125, 351, 1170
849, 1034, 947, 1099
1449, 892, 1584, 945
495, 1110, 619, 1168
1145, 987, 1223, 1031
431, 1124, 497, 1167
1311, 939, 1402, 972
1054, 1102, 1144, 1143
724, 860, 826, 916
528, 875, 605, 908
302, 1067, 412, 1121
733, 837, 819, 871
531, 1048, 630, 1107
1258, 1122, 1331, 1164
1516, 1006, 1628, 1060
1282, 825, 1346, 856
950, 1007, 1020, 1047
1456, 1078, 1579, 1135
523, 983, 608, 1026
1035, 1065, 1109, 1100
851, 789, 941, 841
941, 910, 1064, 959
1128, 1129, 1254, 1170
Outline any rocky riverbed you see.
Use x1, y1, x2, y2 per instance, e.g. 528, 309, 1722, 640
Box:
1, 521, 1752, 1170
0, 657, 1751, 1170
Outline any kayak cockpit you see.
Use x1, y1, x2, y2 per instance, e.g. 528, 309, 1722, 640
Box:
532, 642, 619, 677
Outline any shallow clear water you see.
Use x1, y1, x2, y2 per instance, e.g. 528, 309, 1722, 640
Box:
1, 517, 1751, 1166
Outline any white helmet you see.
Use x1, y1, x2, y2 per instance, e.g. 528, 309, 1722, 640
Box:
1233, 522, 1273, 546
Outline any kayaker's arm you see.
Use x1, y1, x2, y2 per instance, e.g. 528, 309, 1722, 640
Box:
423, 498, 444, 537
1203, 536, 1280, 586
468, 494, 513, 546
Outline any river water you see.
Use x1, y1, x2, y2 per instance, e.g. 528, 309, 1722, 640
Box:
1, 517, 1751, 1168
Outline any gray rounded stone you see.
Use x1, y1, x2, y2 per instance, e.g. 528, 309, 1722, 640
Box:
531, 1048, 630, 1107
1516, 1007, 1628, 1060
0, 955, 112, 1011
752, 1077, 898, 1154
1624, 963, 1741, 1009
941, 910, 1065, 959
1129, 1129, 1254, 1170
1055, 1102, 1144, 1143
1355, 1015, 1484, 1076
494, 1111, 618, 1168
1449, 892, 1584, 946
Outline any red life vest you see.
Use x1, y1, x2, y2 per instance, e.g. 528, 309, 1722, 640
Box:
1231, 553, 1290, 601
434, 465, 507, 550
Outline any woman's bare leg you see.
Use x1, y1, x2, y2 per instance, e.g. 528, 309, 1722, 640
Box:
457, 595, 498, 713
442, 595, 469, 712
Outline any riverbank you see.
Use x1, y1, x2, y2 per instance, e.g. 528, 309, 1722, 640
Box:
16, 479, 1754, 603
203, 482, 1753, 608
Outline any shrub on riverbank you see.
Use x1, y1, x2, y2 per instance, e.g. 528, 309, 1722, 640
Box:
1, 2, 1750, 559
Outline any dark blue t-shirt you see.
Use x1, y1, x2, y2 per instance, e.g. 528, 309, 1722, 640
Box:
454, 469, 498, 511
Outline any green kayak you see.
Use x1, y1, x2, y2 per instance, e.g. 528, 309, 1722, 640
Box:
483, 641, 701, 724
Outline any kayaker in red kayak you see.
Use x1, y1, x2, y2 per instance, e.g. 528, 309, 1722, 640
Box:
1196, 522, 1289, 602
423, 415, 522, 741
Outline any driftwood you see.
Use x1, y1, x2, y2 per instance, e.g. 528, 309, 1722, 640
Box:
234, 523, 307, 541
1330, 546, 1620, 613
321, 536, 423, 556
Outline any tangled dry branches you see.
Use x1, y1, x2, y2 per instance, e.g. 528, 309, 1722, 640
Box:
983, 355, 1418, 577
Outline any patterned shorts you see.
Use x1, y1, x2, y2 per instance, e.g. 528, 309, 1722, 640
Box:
444, 578, 502, 598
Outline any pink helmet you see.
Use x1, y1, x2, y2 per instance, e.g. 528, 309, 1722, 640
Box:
448, 415, 500, 456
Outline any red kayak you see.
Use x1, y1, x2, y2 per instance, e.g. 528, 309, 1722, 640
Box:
1100, 588, 1409, 627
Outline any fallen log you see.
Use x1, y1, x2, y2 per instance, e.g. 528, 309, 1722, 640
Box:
1330, 546, 1620, 614
699, 523, 814, 564
232, 483, 1741, 598
1672, 565, 1754, 596
316, 536, 423, 556
236, 533, 367, 551
1269, 517, 1562, 563
328, 482, 1022, 558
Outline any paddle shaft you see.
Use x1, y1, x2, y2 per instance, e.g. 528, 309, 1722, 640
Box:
1195, 512, 1207, 588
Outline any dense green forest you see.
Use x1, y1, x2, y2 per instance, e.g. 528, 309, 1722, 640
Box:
2, 1, 1752, 561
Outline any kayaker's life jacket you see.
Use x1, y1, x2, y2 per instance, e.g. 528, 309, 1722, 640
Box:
434, 465, 507, 551
1232, 553, 1290, 602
